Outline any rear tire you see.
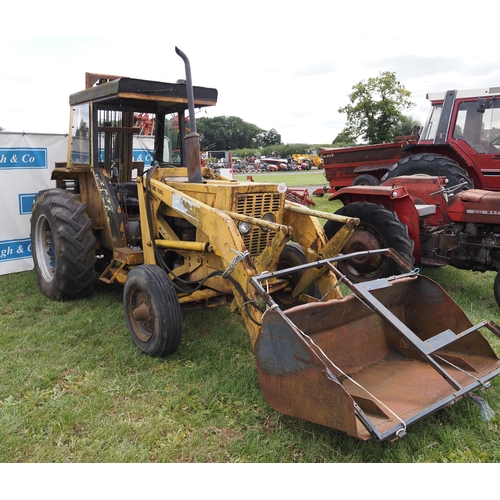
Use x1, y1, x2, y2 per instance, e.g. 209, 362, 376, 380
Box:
30, 189, 96, 300
324, 202, 414, 282
381, 153, 473, 190
124, 265, 182, 357
272, 243, 320, 310
352, 174, 380, 186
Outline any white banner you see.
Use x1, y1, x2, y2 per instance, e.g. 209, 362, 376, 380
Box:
0, 132, 66, 275
0, 132, 160, 275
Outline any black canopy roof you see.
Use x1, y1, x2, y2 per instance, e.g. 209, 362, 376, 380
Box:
69, 77, 218, 114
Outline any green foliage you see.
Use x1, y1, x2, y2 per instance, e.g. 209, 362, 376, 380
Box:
338, 71, 415, 144
260, 128, 282, 147
332, 129, 358, 147
165, 117, 180, 152
196, 116, 281, 151
393, 115, 422, 138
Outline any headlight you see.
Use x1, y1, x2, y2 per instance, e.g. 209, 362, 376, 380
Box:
262, 213, 276, 232
238, 220, 252, 235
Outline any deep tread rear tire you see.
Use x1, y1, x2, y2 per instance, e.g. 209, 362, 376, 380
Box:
324, 202, 414, 282
124, 265, 182, 357
381, 153, 473, 189
30, 189, 96, 300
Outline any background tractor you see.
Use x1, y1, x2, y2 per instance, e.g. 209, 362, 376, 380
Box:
321, 86, 500, 191
292, 148, 324, 169
30, 48, 500, 442
326, 174, 500, 307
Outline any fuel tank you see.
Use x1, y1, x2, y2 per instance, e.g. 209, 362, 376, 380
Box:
447, 189, 500, 224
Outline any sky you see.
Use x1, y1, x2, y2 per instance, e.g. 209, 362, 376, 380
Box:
2, 1, 500, 145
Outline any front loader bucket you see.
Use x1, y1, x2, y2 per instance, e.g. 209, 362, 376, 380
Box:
252, 256, 500, 442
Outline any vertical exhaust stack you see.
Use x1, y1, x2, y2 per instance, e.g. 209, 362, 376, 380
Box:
176, 47, 203, 184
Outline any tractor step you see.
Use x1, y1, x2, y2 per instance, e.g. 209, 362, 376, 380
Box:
99, 247, 144, 284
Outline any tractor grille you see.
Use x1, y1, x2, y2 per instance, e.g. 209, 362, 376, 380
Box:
237, 193, 281, 256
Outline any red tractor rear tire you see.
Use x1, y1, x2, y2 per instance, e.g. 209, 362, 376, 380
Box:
381, 153, 473, 190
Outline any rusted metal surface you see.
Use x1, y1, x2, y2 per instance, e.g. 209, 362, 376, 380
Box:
320, 137, 418, 189
286, 188, 316, 206
337, 227, 385, 274
252, 256, 500, 441
185, 133, 203, 183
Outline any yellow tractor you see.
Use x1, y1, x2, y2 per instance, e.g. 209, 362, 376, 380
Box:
291, 148, 324, 169
30, 48, 500, 442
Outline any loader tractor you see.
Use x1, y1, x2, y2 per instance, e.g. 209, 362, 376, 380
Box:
30, 48, 500, 442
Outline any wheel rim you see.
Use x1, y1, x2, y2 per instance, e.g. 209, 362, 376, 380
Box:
128, 285, 154, 342
340, 227, 386, 279
35, 214, 56, 283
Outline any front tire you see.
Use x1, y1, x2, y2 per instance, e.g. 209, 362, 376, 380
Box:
381, 153, 473, 190
30, 189, 96, 300
324, 202, 414, 282
124, 265, 182, 357
272, 244, 320, 310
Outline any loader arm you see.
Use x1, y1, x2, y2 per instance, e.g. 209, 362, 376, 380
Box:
138, 173, 292, 345
137, 171, 359, 345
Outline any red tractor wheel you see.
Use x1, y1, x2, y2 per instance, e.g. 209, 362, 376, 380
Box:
324, 202, 414, 282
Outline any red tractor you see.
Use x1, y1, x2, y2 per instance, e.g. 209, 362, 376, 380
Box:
321, 86, 500, 192
326, 174, 500, 306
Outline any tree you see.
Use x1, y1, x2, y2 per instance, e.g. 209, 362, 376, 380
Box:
196, 116, 267, 150
393, 115, 422, 138
338, 71, 415, 144
332, 129, 357, 147
259, 128, 282, 147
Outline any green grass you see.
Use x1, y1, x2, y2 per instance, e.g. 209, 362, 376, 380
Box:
1, 263, 500, 463
2, 179, 500, 462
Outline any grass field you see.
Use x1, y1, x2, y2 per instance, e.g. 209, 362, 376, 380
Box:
2, 172, 500, 464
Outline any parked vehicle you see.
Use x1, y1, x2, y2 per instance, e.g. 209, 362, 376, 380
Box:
292, 148, 324, 169
321, 86, 500, 191
29, 50, 500, 442
326, 174, 500, 307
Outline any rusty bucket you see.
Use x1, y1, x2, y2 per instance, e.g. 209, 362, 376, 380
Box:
252, 257, 500, 441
